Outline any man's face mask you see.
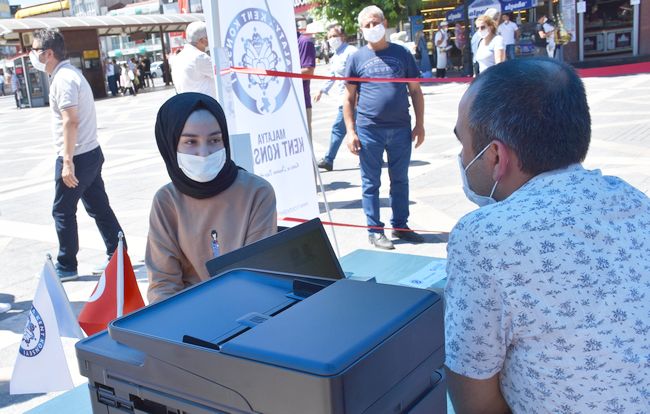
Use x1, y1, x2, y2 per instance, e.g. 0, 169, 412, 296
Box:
458, 142, 498, 207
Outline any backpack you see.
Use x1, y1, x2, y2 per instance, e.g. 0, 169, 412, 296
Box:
533, 23, 547, 47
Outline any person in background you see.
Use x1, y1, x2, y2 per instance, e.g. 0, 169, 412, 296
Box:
344, 5, 425, 250
474, 14, 505, 73
537, 14, 556, 58
434, 20, 450, 78
171, 21, 216, 99
147, 93, 276, 303
143, 54, 153, 87
298, 25, 316, 147
112, 58, 122, 90
498, 13, 519, 60
471, 8, 499, 76
9, 68, 20, 109
314, 25, 357, 172
120, 63, 136, 96
0, 69, 5, 96
137, 57, 147, 90
105, 58, 118, 97
445, 57, 650, 414
31, 28, 123, 280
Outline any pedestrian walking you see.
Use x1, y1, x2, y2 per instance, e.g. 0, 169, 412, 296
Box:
314, 25, 357, 172
344, 5, 425, 250
120, 63, 136, 96
30, 28, 124, 280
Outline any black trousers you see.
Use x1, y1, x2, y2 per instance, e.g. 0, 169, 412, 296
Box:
53, 147, 122, 271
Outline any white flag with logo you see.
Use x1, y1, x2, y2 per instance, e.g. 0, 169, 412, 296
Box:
10, 257, 83, 394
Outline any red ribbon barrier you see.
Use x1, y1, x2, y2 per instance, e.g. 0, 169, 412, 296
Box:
221, 61, 650, 85
281, 217, 447, 234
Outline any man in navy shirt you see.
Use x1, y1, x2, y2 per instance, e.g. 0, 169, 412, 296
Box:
344, 5, 425, 250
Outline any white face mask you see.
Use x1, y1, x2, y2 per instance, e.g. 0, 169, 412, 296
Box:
29, 50, 47, 72
328, 37, 343, 51
458, 143, 499, 207
479, 29, 489, 39
177, 148, 226, 183
362, 24, 386, 43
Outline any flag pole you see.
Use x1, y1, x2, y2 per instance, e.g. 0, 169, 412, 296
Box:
116, 232, 124, 318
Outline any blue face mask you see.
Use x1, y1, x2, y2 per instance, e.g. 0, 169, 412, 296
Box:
458, 143, 498, 207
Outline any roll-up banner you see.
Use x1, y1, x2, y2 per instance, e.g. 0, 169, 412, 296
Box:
202, 0, 319, 221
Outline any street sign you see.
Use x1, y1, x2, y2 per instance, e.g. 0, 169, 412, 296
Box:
577, 0, 586, 13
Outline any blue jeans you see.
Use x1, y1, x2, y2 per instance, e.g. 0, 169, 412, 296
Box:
323, 106, 346, 164
53, 147, 123, 271
357, 125, 412, 234
505, 44, 516, 60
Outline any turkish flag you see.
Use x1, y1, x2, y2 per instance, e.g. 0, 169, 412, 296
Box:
78, 246, 145, 336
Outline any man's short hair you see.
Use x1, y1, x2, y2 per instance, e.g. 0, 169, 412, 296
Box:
327, 24, 345, 37
33, 28, 66, 61
358, 5, 384, 25
186, 21, 208, 45
468, 58, 591, 175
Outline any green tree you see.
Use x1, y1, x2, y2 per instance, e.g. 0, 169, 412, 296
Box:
314, 0, 422, 35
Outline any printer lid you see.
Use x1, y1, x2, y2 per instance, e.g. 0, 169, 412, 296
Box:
109, 270, 438, 378
219, 278, 437, 376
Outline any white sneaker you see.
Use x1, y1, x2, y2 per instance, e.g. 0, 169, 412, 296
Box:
0, 302, 11, 314
92, 257, 111, 275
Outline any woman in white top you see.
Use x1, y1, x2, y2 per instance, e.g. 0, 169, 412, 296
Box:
474, 15, 505, 73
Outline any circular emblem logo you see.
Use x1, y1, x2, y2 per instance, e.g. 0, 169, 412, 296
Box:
19, 305, 46, 357
224, 8, 293, 114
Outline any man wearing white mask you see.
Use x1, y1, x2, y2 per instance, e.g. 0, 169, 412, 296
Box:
171, 21, 217, 99
31, 29, 123, 281
344, 5, 425, 250
445, 58, 650, 413
314, 24, 357, 171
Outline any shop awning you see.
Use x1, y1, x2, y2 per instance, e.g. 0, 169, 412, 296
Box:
0, 13, 204, 40
14, 0, 70, 19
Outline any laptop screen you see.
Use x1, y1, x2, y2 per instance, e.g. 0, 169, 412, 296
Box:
205, 218, 345, 280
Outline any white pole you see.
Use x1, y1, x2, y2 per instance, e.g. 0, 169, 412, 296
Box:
116, 231, 124, 318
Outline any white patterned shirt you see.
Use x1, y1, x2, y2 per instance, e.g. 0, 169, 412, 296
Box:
445, 164, 650, 413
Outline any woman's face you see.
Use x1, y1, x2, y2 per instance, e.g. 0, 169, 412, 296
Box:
177, 109, 225, 157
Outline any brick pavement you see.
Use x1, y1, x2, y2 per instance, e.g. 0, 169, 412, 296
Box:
0, 68, 648, 412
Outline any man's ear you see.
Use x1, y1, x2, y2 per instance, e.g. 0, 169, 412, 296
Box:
491, 140, 510, 182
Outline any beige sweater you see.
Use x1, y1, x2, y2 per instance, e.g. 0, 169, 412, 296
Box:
146, 171, 277, 303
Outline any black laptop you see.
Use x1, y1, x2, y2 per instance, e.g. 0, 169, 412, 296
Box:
206, 218, 345, 280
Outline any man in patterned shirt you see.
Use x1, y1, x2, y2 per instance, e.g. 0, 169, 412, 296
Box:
445, 57, 650, 413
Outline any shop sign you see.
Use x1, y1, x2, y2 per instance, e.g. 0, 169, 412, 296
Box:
446, 5, 464, 22
82, 49, 99, 59
501, 0, 537, 12
468, 0, 501, 19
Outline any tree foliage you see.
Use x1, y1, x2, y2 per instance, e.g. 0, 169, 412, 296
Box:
313, 0, 422, 36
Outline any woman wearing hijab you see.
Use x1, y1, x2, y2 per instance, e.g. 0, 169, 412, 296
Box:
147, 93, 277, 303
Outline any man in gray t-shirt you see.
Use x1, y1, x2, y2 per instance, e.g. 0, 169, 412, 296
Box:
31, 29, 123, 281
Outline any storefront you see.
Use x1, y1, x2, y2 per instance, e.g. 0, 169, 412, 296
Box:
423, 0, 648, 65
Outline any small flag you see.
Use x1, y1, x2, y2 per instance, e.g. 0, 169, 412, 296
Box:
10, 256, 83, 394
78, 235, 145, 336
